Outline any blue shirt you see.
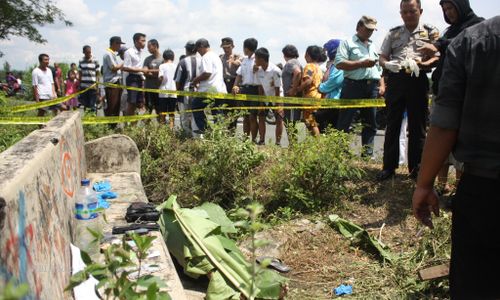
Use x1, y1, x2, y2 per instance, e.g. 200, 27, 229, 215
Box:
319, 65, 343, 99
334, 34, 382, 80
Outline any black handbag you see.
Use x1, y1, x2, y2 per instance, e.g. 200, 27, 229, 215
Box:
125, 202, 160, 223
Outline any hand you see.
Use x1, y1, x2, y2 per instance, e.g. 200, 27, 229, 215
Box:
378, 85, 386, 98
412, 186, 440, 229
417, 59, 434, 68
384, 61, 401, 73
253, 65, 259, 73
417, 43, 439, 57
232, 85, 240, 95
361, 59, 376, 68
287, 87, 297, 97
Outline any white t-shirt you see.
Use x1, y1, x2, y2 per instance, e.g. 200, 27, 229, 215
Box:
158, 62, 177, 99
256, 63, 282, 97
236, 55, 259, 86
198, 51, 226, 93
124, 47, 145, 75
32, 67, 54, 99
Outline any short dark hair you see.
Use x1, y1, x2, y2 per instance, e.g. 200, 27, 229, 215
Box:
282, 44, 299, 59
148, 39, 159, 49
401, 0, 421, 9
243, 38, 258, 52
133, 33, 146, 43
195, 38, 210, 49
38, 53, 49, 62
255, 48, 270, 62
163, 49, 175, 61
82, 45, 91, 53
306, 45, 327, 63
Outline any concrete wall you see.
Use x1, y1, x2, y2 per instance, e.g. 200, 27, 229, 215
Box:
0, 112, 85, 299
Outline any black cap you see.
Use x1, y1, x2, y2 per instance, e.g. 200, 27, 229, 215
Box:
110, 36, 125, 45
220, 37, 234, 47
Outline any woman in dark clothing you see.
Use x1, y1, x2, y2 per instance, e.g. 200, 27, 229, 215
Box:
420, 0, 484, 95
419, 0, 483, 195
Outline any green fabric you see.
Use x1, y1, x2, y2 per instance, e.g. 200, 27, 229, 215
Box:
329, 214, 396, 264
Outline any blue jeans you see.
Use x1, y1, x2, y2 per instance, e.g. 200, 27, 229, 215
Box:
336, 78, 378, 157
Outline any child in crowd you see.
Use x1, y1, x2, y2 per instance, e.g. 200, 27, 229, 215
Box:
158, 49, 177, 128
298, 45, 327, 136
64, 70, 79, 110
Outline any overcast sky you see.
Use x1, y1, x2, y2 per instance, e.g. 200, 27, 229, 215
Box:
0, 0, 498, 71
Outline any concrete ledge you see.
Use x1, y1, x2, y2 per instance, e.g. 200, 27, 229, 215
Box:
85, 135, 140, 174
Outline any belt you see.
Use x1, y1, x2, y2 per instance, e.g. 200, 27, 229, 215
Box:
345, 78, 379, 85
241, 85, 259, 88
464, 165, 500, 180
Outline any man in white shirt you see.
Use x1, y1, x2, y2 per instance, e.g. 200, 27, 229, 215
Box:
255, 48, 283, 146
158, 49, 177, 128
232, 38, 261, 142
32, 53, 59, 117
122, 33, 148, 117
191, 38, 227, 134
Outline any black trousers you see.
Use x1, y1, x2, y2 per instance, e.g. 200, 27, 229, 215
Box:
450, 172, 500, 299
382, 72, 429, 173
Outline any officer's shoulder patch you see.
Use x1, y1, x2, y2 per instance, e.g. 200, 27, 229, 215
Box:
423, 23, 437, 31
390, 25, 403, 32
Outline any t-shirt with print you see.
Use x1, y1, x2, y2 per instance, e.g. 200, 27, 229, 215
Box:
302, 63, 323, 99
32, 67, 54, 99
143, 54, 163, 88
174, 54, 201, 90
158, 62, 178, 99
79, 57, 99, 88
256, 63, 282, 97
198, 51, 226, 93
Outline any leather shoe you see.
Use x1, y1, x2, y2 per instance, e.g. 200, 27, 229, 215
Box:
376, 169, 395, 181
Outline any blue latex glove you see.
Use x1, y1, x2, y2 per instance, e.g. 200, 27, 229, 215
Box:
334, 284, 353, 296
97, 198, 110, 209
93, 180, 111, 192
99, 191, 118, 199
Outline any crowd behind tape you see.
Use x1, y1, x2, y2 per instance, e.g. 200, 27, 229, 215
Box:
0, 83, 386, 124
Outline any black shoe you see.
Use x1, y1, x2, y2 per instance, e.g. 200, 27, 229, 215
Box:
409, 167, 420, 181
376, 169, 395, 181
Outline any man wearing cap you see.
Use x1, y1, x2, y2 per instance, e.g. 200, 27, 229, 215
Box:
191, 38, 227, 134
103, 36, 125, 121
377, 0, 440, 181
175, 40, 201, 135
335, 16, 384, 158
220, 37, 241, 93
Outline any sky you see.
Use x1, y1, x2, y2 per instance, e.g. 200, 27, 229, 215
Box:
0, 0, 498, 71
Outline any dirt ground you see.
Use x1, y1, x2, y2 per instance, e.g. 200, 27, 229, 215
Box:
270, 162, 455, 299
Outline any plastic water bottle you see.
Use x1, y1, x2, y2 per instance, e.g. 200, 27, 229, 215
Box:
75, 179, 102, 256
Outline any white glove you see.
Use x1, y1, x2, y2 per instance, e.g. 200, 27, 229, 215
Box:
384, 60, 401, 73
401, 59, 420, 77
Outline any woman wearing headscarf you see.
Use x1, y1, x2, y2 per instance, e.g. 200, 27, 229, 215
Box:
317, 39, 343, 132
418, 0, 483, 195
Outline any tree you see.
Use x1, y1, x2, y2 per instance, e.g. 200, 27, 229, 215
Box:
0, 0, 72, 57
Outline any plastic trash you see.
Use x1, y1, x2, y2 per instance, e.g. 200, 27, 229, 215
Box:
334, 284, 353, 296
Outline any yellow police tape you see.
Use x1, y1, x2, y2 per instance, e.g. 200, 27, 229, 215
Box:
1, 84, 97, 113
103, 82, 386, 108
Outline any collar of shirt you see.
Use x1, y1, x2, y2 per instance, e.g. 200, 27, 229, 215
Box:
353, 34, 372, 46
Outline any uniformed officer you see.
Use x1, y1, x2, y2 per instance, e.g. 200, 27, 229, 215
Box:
377, 0, 439, 181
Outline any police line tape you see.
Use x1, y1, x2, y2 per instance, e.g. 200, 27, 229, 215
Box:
1, 82, 386, 114
1, 84, 98, 113
0, 105, 332, 125
103, 82, 386, 109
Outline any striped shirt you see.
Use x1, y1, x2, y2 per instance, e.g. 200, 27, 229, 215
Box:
79, 57, 100, 88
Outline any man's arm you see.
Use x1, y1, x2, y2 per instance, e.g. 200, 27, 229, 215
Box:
378, 76, 386, 97
192, 73, 211, 86
412, 127, 458, 228
232, 74, 242, 94
287, 66, 302, 96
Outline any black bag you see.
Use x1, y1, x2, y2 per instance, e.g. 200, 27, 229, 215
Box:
125, 202, 160, 223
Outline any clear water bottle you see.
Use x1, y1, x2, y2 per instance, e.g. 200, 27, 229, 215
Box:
75, 179, 102, 256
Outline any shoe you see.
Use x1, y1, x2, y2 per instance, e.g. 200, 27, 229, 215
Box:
257, 140, 265, 146
376, 169, 395, 181
409, 167, 419, 181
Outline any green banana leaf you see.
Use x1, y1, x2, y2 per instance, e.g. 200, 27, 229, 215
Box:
158, 196, 287, 299
329, 214, 396, 264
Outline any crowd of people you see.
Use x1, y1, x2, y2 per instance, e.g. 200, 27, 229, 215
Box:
27, 0, 500, 297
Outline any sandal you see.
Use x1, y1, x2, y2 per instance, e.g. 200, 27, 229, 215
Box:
256, 256, 291, 273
